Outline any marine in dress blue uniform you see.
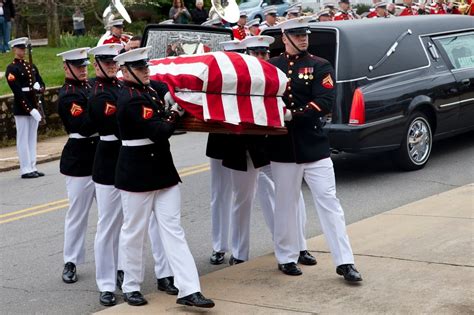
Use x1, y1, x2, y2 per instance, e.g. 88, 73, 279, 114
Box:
268, 17, 362, 281
5, 37, 45, 178
113, 47, 214, 308
56, 47, 98, 284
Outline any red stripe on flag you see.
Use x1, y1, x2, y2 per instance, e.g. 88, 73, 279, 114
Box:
261, 61, 281, 127
227, 52, 254, 124
205, 54, 225, 122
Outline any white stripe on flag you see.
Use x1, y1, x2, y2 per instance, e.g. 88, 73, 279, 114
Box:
244, 55, 268, 126
276, 68, 288, 126
212, 52, 240, 124
149, 61, 209, 80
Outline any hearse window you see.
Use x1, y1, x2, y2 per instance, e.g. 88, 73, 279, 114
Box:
434, 33, 474, 70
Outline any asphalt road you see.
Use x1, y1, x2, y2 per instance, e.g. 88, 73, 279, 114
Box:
0, 131, 473, 314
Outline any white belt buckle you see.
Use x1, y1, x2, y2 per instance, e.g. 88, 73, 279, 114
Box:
69, 133, 99, 139
100, 135, 119, 141
121, 139, 153, 146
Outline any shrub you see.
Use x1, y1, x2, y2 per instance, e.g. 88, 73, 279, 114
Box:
60, 33, 100, 48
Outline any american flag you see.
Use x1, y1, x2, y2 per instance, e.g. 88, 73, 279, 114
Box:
148, 52, 288, 128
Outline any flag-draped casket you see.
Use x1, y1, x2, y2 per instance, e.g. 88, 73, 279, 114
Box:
148, 52, 288, 134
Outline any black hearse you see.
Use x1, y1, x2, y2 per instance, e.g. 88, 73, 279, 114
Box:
263, 16, 474, 170
142, 16, 473, 171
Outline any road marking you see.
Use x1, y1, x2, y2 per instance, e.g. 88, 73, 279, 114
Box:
0, 163, 210, 224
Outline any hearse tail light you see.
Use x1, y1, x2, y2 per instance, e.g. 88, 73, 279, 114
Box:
349, 88, 365, 125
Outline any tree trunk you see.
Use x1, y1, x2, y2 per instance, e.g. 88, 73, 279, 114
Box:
47, 0, 60, 47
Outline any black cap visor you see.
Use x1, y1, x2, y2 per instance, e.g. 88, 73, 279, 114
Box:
125, 59, 150, 68
13, 44, 27, 49
228, 49, 246, 53
67, 58, 90, 66
95, 55, 118, 61
248, 46, 269, 53
285, 27, 311, 35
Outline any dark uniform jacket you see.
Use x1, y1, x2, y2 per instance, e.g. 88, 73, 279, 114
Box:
5, 58, 45, 116
88, 76, 122, 185
57, 78, 98, 176
267, 52, 335, 164
115, 81, 180, 192
206, 133, 229, 160
221, 135, 269, 172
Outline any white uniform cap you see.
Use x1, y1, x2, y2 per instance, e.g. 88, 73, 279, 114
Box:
374, 1, 387, 8
113, 46, 151, 67
285, 2, 303, 14
89, 44, 124, 59
219, 40, 246, 52
107, 19, 125, 28
279, 16, 313, 34
246, 18, 260, 28
241, 35, 275, 49
323, 2, 336, 8
201, 17, 222, 26
57, 47, 91, 66
263, 5, 278, 15
8, 37, 29, 48
240, 11, 248, 17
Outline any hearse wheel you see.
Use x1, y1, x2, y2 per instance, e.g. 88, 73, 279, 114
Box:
396, 112, 433, 171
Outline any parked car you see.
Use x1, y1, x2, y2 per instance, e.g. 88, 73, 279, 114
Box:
239, 0, 290, 22
263, 15, 474, 170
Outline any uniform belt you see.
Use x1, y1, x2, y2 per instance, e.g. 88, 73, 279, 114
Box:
121, 139, 153, 146
21, 87, 32, 92
100, 135, 119, 141
69, 133, 99, 139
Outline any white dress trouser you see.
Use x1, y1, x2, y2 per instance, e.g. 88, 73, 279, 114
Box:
271, 158, 354, 266
94, 183, 123, 292
120, 185, 200, 298
63, 176, 96, 264
210, 158, 233, 253
257, 164, 307, 250
14, 115, 39, 175
149, 215, 173, 279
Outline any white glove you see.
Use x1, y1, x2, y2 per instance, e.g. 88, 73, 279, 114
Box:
30, 109, 42, 122
33, 82, 41, 91
164, 92, 176, 111
284, 109, 293, 122
171, 103, 185, 117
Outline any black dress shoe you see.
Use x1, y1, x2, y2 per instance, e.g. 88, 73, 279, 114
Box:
336, 264, 362, 282
21, 172, 39, 179
100, 291, 117, 306
34, 171, 45, 177
157, 276, 179, 295
209, 251, 225, 265
298, 250, 317, 265
176, 292, 215, 308
123, 291, 148, 306
116, 270, 124, 291
229, 255, 244, 266
278, 262, 303, 276
62, 262, 78, 283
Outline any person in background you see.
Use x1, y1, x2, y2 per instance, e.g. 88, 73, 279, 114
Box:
285, 2, 302, 19
5, 37, 45, 179
170, 0, 191, 24
124, 35, 141, 52
232, 11, 248, 40
366, 2, 392, 18
260, 6, 279, 31
334, 0, 359, 20
246, 18, 260, 36
103, 19, 131, 46
191, 0, 208, 25
0, 0, 15, 53
316, 9, 333, 21
72, 7, 85, 36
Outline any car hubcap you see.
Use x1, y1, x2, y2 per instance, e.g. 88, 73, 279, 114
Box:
407, 118, 431, 165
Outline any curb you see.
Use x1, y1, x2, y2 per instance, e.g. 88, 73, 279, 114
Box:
0, 154, 61, 172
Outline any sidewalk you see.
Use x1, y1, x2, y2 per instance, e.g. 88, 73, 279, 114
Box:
0, 135, 67, 172
96, 184, 474, 314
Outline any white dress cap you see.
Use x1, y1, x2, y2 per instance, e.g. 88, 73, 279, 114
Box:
107, 19, 125, 28
279, 16, 313, 34
8, 37, 29, 48
57, 47, 91, 65
219, 39, 246, 52
246, 18, 260, 28
241, 35, 275, 49
263, 5, 278, 15
113, 46, 151, 66
89, 44, 124, 58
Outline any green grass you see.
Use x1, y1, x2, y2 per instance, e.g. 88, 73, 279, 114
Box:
1, 35, 99, 96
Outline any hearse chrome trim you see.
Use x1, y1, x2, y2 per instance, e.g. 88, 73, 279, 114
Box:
440, 98, 474, 108
347, 115, 404, 127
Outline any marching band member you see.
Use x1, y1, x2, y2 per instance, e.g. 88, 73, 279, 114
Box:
323, 2, 337, 18
398, 0, 427, 15
334, 0, 360, 20
113, 47, 214, 308
260, 6, 279, 31
246, 18, 261, 36
102, 19, 131, 45
430, 0, 454, 14
367, 2, 392, 17
285, 2, 303, 19
268, 17, 362, 282
87, 44, 124, 306
242, 35, 317, 267
232, 11, 248, 40
316, 9, 334, 21
5, 37, 45, 179
208, 40, 245, 265
56, 47, 98, 284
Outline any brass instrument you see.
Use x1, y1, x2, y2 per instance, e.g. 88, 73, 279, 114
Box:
209, 0, 240, 23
